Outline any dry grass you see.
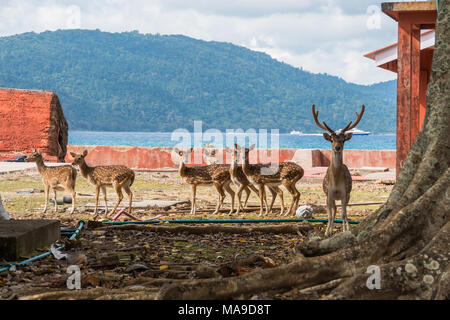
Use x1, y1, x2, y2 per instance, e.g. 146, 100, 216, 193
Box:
1, 170, 393, 223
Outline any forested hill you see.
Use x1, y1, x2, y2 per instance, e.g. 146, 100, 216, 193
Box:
0, 29, 396, 133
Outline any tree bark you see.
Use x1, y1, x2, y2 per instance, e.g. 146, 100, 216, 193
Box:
156, 3, 450, 300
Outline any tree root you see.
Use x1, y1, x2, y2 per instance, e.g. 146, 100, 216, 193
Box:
156, 248, 358, 300
298, 278, 345, 295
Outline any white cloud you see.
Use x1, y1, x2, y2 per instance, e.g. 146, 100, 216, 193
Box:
0, 0, 399, 84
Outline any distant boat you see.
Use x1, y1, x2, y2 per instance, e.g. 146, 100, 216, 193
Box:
290, 128, 370, 135
345, 128, 371, 135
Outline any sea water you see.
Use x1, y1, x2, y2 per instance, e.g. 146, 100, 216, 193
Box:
69, 131, 396, 150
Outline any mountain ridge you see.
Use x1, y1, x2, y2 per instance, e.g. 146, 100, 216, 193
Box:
0, 29, 396, 133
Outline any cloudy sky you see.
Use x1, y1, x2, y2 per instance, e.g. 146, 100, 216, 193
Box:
0, 0, 401, 84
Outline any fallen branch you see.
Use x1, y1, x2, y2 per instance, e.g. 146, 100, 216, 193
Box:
20, 287, 159, 300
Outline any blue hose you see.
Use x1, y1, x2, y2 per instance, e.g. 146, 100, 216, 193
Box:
0, 221, 85, 273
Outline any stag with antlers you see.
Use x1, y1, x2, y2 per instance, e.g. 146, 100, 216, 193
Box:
312, 104, 365, 236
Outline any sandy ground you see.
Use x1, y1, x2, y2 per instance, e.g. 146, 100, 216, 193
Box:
0, 169, 393, 300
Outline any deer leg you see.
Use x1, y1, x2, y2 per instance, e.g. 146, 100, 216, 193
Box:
285, 181, 300, 216
248, 184, 267, 211
213, 183, 226, 214
123, 184, 133, 214
341, 199, 349, 232
243, 186, 251, 208
235, 184, 246, 214
123, 185, 133, 213
109, 181, 124, 217
271, 185, 284, 216
223, 181, 235, 215
257, 184, 265, 216
325, 196, 335, 237
42, 184, 50, 214
267, 186, 277, 214
293, 182, 301, 215
190, 184, 197, 215
283, 183, 295, 217
93, 185, 101, 219
101, 186, 108, 214
53, 188, 58, 212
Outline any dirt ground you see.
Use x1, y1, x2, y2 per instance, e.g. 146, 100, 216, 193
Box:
0, 170, 393, 300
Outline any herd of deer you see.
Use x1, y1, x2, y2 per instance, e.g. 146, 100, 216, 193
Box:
24, 105, 364, 236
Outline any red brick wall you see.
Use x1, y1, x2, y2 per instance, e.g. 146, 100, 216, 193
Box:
0, 88, 68, 161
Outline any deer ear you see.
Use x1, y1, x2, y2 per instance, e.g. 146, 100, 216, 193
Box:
37, 149, 42, 155
323, 133, 332, 142
82, 150, 88, 157
249, 144, 255, 151
31, 148, 36, 153
344, 133, 353, 141
70, 152, 77, 158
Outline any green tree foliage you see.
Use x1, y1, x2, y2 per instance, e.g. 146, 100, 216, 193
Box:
0, 29, 396, 133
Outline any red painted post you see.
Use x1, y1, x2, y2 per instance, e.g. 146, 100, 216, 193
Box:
396, 14, 421, 176
410, 24, 421, 145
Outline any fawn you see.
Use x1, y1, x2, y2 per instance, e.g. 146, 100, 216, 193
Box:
70, 150, 135, 219
26, 148, 77, 214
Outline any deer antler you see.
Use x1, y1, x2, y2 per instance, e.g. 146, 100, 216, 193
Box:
312, 105, 334, 134
341, 105, 365, 133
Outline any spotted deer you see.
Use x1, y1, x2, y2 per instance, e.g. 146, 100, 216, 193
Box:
70, 150, 135, 219
312, 104, 365, 236
26, 148, 77, 214
174, 148, 235, 215
236, 144, 304, 216
219, 147, 270, 214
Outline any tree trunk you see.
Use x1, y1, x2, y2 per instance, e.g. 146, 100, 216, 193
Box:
156, 3, 450, 300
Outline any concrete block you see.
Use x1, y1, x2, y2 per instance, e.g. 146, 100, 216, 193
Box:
0, 220, 60, 261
